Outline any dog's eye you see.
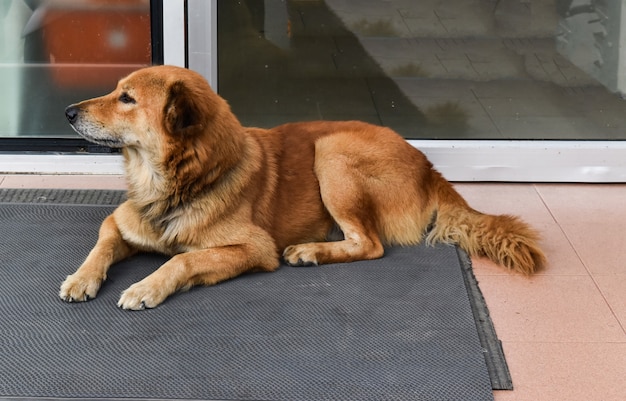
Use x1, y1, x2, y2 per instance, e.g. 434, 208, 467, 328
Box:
119, 93, 136, 104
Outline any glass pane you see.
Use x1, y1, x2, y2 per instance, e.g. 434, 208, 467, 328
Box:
0, 0, 152, 138
218, 0, 626, 140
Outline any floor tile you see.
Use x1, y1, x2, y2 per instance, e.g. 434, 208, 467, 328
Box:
536, 184, 626, 276
474, 274, 625, 343
594, 274, 626, 331
493, 342, 626, 401
453, 183, 547, 221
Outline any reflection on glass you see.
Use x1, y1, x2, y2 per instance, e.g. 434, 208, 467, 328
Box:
218, 0, 626, 140
0, 0, 151, 137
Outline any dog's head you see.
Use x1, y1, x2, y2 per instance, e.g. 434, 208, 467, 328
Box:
65, 65, 228, 150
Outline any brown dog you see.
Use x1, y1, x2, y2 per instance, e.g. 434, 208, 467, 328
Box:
60, 65, 545, 310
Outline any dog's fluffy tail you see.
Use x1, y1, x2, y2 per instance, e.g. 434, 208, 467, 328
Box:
426, 183, 546, 275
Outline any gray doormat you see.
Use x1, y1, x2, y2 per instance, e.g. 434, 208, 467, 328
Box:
0, 190, 509, 400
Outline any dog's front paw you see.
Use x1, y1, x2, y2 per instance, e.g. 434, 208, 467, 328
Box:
283, 244, 319, 267
117, 280, 169, 310
59, 273, 103, 302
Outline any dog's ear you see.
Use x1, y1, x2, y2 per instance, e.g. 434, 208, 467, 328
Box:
164, 81, 204, 136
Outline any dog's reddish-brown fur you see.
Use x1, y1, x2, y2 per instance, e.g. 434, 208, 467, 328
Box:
60, 65, 545, 310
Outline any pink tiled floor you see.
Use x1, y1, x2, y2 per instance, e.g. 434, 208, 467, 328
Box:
1, 175, 625, 401
455, 183, 626, 401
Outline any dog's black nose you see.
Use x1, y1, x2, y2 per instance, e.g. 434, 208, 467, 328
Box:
65, 105, 79, 124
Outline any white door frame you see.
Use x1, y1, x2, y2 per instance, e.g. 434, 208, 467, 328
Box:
2, 140, 625, 183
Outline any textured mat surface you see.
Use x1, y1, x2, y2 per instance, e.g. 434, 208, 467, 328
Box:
0, 202, 496, 401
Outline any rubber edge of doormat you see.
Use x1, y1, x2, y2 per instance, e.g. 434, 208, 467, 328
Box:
457, 247, 514, 390
0, 188, 126, 205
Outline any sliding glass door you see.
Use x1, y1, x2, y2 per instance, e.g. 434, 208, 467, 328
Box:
209, 0, 626, 181
2, 0, 625, 181
216, 0, 626, 141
